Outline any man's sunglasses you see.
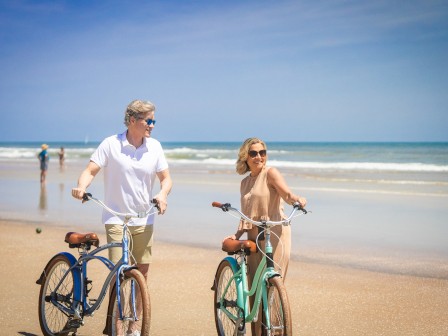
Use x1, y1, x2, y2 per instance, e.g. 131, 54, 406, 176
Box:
248, 149, 267, 158
144, 118, 156, 126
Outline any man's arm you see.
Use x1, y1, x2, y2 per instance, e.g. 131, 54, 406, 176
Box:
71, 161, 101, 200
154, 168, 173, 214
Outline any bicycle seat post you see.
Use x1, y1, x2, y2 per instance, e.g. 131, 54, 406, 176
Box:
238, 250, 247, 266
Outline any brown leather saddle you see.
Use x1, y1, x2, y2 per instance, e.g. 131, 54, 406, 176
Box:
64, 232, 100, 249
222, 238, 257, 255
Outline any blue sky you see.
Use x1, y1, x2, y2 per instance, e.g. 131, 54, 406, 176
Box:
0, 0, 447, 142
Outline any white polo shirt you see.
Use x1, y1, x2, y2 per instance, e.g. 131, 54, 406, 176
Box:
91, 131, 169, 226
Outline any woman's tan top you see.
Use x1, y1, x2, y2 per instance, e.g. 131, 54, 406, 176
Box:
239, 166, 285, 230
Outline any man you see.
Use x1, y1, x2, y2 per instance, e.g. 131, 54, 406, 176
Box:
71, 99, 172, 283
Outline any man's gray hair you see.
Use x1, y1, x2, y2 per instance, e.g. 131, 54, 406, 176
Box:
124, 100, 156, 127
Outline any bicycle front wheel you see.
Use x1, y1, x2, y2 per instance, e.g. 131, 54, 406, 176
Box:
38, 255, 75, 336
108, 269, 151, 336
214, 259, 243, 336
262, 276, 292, 336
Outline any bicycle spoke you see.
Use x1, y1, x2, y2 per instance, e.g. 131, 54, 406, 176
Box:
262, 277, 292, 336
214, 260, 244, 336
109, 269, 150, 335
38, 256, 75, 336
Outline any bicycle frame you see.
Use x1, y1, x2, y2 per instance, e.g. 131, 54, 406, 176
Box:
218, 226, 279, 325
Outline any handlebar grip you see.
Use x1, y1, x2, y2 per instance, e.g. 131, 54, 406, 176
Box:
292, 202, 308, 214
82, 193, 92, 202
151, 198, 160, 210
212, 202, 231, 212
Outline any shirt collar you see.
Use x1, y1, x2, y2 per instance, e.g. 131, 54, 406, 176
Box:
119, 131, 147, 149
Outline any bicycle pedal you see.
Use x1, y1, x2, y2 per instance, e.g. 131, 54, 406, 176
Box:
68, 319, 83, 328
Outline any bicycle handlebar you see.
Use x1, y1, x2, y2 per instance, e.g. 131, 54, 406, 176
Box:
83, 193, 159, 219
212, 201, 307, 226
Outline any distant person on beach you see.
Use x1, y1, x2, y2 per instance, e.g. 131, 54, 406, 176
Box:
71, 99, 172, 286
58, 147, 65, 167
222, 137, 307, 336
38, 144, 49, 184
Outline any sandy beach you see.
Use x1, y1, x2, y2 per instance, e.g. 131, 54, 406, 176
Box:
0, 220, 447, 335
0, 158, 448, 335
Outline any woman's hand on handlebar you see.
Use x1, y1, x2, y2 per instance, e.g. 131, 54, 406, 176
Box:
297, 196, 307, 208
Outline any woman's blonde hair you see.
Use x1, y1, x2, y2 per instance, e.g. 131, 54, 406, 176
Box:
236, 137, 267, 175
124, 99, 156, 127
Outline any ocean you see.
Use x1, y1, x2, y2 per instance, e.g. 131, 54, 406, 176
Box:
2, 141, 448, 172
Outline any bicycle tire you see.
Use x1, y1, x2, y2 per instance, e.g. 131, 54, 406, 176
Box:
107, 269, 151, 336
214, 259, 244, 336
38, 255, 75, 336
262, 276, 292, 336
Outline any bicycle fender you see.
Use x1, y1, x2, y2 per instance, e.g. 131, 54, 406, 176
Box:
223, 256, 240, 273
36, 252, 83, 305
222, 256, 243, 291
35, 252, 80, 285
211, 256, 240, 291
224, 257, 250, 316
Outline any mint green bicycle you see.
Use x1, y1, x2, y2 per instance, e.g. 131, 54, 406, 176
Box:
211, 202, 307, 336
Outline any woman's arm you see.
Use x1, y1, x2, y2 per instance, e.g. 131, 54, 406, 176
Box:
267, 167, 307, 207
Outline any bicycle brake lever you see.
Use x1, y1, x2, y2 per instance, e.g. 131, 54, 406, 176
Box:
221, 203, 231, 212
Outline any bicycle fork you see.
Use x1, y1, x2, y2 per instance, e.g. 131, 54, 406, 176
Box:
262, 227, 282, 336
115, 266, 140, 322
115, 230, 140, 323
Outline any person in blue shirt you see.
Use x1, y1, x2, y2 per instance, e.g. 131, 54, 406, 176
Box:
38, 144, 49, 184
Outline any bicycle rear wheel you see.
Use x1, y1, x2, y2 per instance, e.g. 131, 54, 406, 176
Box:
107, 269, 151, 336
214, 259, 244, 336
262, 276, 292, 336
38, 255, 75, 336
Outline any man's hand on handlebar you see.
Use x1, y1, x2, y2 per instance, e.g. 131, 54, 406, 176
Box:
152, 194, 167, 215
72, 187, 88, 203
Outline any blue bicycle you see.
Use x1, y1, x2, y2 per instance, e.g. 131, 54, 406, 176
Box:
36, 193, 157, 336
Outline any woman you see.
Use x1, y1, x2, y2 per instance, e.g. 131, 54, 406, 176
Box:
224, 137, 306, 335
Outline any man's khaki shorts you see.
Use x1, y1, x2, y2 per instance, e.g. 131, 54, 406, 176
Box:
105, 224, 154, 264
